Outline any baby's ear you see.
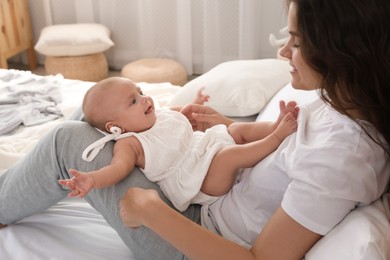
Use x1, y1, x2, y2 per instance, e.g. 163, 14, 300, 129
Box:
105, 122, 114, 133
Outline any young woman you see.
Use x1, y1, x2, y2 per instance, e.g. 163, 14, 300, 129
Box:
1, 0, 389, 259
119, 0, 390, 259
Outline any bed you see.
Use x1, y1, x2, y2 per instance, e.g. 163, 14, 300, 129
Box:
1, 59, 389, 260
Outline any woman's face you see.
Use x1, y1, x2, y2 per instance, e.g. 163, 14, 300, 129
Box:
280, 2, 322, 91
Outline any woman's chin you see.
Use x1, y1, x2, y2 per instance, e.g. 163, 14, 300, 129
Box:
290, 79, 303, 90
290, 79, 317, 91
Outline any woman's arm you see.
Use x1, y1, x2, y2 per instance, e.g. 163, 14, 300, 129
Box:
120, 188, 322, 260
252, 207, 322, 260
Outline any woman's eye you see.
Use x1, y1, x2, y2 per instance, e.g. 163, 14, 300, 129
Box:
292, 43, 300, 48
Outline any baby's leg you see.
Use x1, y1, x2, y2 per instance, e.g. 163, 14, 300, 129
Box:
201, 149, 240, 197
202, 113, 297, 197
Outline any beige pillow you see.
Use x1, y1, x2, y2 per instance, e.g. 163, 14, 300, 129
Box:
167, 59, 291, 117
35, 23, 114, 56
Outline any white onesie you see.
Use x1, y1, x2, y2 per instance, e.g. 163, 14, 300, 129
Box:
83, 108, 235, 212
135, 109, 235, 211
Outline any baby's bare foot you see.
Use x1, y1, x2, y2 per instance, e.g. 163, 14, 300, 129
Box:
273, 113, 298, 141
276, 100, 299, 126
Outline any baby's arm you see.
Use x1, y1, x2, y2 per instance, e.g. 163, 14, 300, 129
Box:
58, 138, 139, 198
170, 87, 209, 112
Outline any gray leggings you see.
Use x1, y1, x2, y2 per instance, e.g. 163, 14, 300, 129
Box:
0, 119, 200, 259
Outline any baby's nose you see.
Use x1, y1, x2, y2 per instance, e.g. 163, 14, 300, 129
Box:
143, 96, 153, 104
140, 96, 148, 104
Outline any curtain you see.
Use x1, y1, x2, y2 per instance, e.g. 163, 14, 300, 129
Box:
31, 0, 286, 74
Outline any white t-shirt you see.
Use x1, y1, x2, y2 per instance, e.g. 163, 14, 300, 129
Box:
201, 98, 390, 248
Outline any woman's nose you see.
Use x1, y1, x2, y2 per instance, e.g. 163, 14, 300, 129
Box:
279, 43, 291, 60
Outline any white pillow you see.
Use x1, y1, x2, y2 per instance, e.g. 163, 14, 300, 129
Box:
305, 193, 390, 260
167, 59, 291, 117
256, 83, 319, 122
35, 23, 114, 56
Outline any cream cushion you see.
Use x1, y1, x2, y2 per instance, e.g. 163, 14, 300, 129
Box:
35, 23, 114, 57
167, 59, 291, 117
121, 58, 187, 86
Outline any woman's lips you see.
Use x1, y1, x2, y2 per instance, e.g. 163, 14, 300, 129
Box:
289, 63, 298, 73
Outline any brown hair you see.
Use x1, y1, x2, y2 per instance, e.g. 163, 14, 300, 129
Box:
287, 0, 390, 153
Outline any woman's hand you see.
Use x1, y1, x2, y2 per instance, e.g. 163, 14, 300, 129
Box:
180, 104, 234, 131
120, 187, 161, 228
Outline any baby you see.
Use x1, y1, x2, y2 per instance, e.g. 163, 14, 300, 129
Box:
59, 77, 298, 211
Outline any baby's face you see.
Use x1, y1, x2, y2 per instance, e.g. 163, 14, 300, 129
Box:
107, 81, 156, 133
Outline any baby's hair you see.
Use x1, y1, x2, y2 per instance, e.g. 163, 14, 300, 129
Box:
82, 77, 131, 131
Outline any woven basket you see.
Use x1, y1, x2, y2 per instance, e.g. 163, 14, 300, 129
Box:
45, 53, 108, 82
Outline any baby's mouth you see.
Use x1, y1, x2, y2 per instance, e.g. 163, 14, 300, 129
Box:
145, 106, 153, 114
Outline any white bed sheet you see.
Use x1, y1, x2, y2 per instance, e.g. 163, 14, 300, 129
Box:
0, 69, 180, 259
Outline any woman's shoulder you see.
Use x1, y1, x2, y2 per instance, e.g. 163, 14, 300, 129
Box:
301, 99, 370, 151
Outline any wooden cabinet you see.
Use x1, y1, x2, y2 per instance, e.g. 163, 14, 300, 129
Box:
0, 0, 37, 69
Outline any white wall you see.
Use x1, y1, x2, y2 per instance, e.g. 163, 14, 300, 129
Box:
27, 0, 287, 73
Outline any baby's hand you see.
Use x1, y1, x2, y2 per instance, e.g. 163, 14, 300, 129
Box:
58, 169, 95, 198
193, 87, 210, 105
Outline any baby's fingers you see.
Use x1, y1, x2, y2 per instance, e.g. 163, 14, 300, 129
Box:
67, 188, 86, 198
58, 179, 71, 187
69, 169, 82, 178
58, 179, 76, 190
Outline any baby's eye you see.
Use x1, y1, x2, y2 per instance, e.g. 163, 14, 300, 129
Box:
130, 98, 137, 105
136, 86, 144, 96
